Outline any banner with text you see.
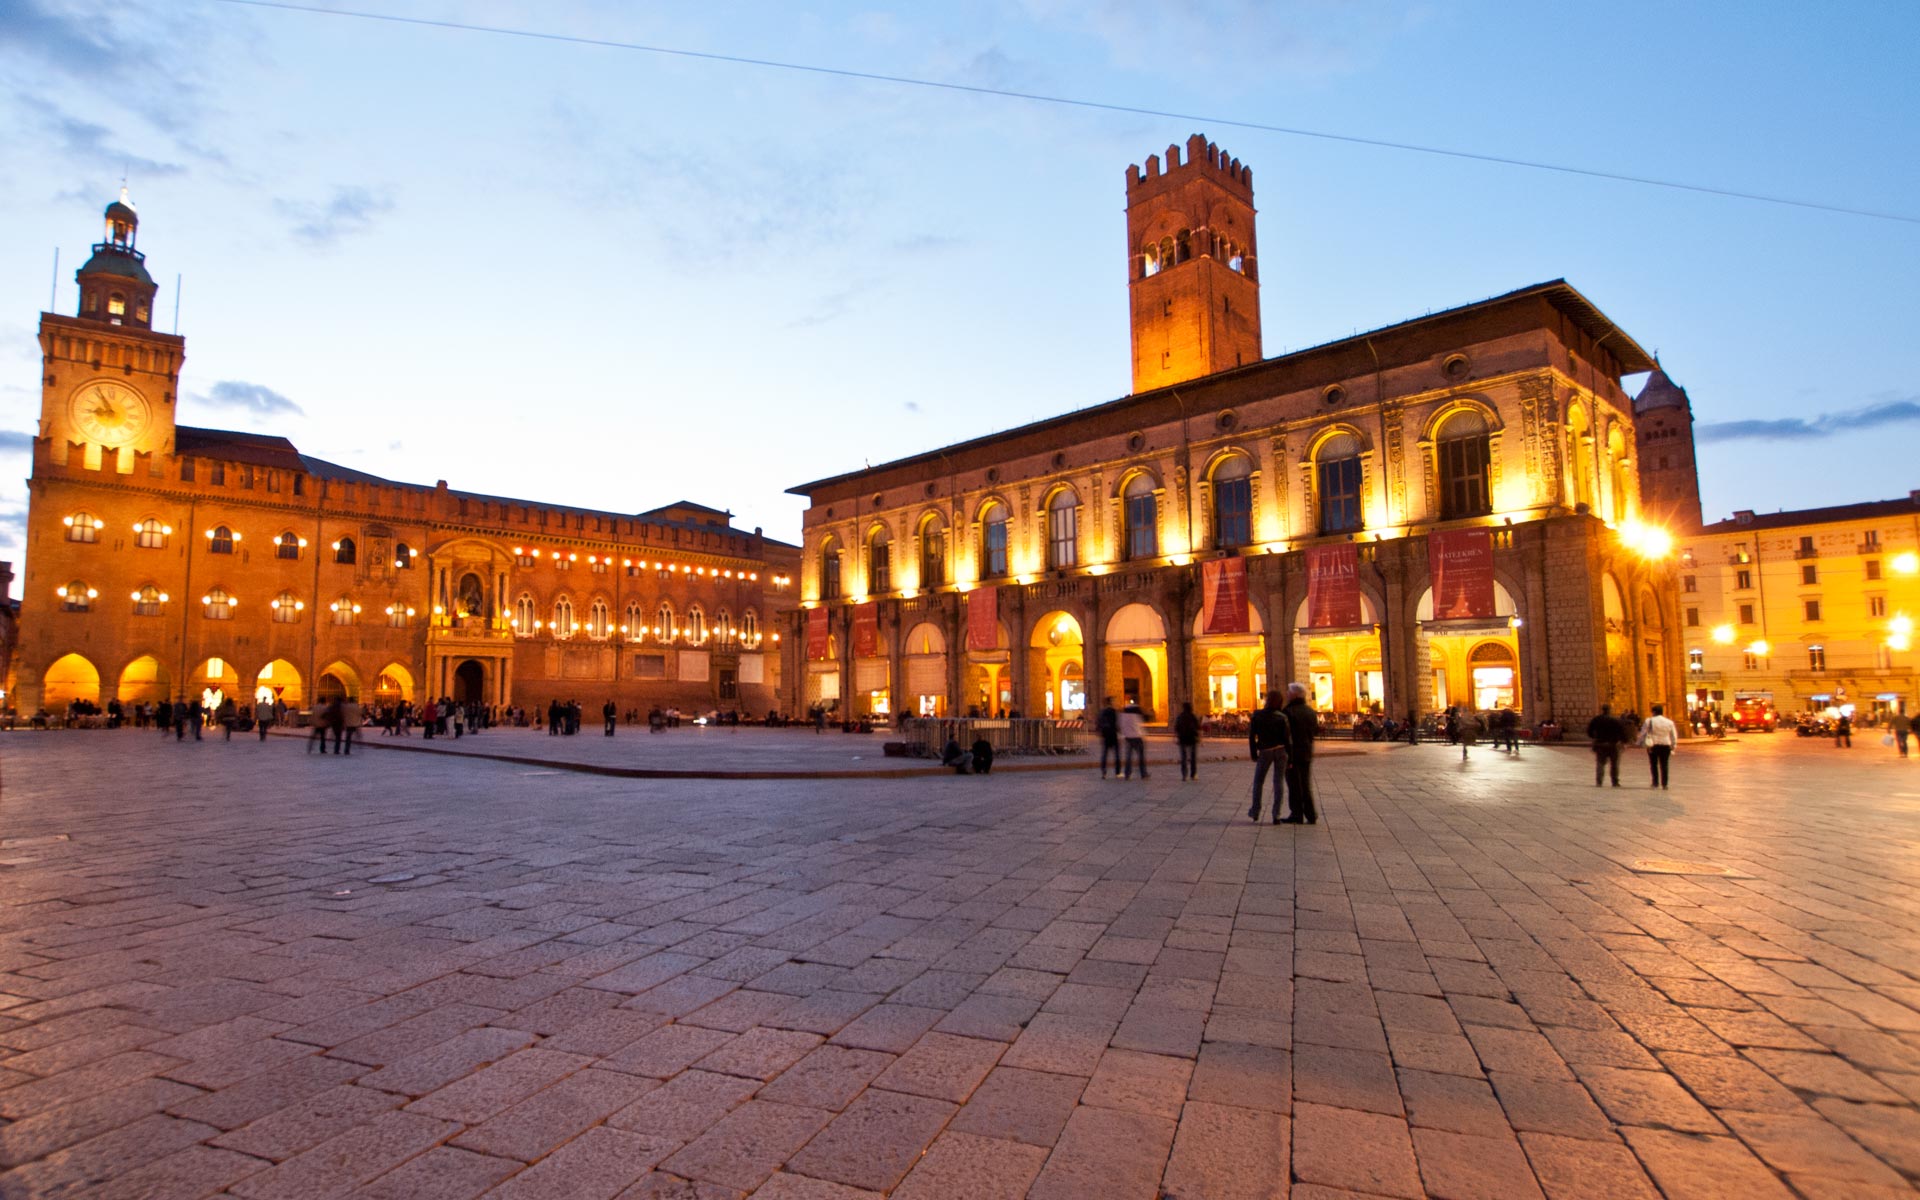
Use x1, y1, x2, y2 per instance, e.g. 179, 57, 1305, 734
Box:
1307, 543, 1363, 629
1429, 528, 1496, 620
853, 603, 879, 659
1201, 557, 1251, 635
967, 586, 1000, 652
806, 606, 830, 660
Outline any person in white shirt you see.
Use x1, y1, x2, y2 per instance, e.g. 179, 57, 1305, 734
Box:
1640, 703, 1679, 789
1118, 702, 1149, 780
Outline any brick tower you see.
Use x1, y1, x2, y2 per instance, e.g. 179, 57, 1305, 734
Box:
1126, 133, 1261, 394
1633, 366, 1703, 532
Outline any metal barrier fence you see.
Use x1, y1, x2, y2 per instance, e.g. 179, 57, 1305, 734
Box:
897, 717, 1087, 758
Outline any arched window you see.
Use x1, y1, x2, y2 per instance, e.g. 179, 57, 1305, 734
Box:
1158, 235, 1175, 268
868, 528, 892, 594
715, 608, 734, 646
208, 525, 235, 555
1124, 474, 1158, 560
132, 585, 166, 616
65, 512, 103, 543
625, 601, 646, 640
57, 581, 96, 612
980, 502, 1010, 578
1607, 428, 1631, 524
135, 518, 169, 549
587, 598, 611, 641
272, 590, 302, 623
919, 514, 946, 588
1567, 405, 1594, 510
1317, 433, 1364, 535
385, 603, 411, 628
686, 604, 708, 645
741, 608, 761, 648
1437, 410, 1492, 520
394, 541, 414, 570
1211, 456, 1253, 550
656, 600, 676, 642
1141, 240, 1162, 278
333, 536, 357, 565
513, 593, 535, 636
1047, 489, 1079, 570
551, 595, 575, 639
276, 531, 302, 560
819, 537, 842, 600
1176, 228, 1192, 263
330, 596, 360, 626
203, 586, 236, 620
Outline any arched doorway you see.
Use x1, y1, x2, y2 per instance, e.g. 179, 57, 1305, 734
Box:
1294, 594, 1380, 717
1415, 581, 1522, 715
902, 622, 949, 717
43, 654, 100, 709
1191, 603, 1265, 718
1105, 603, 1167, 720
1028, 611, 1085, 718
188, 657, 235, 712
317, 660, 362, 703
254, 659, 304, 709
1469, 642, 1517, 710
962, 611, 1010, 717
454, 660, 486, 704
375, 663, 414, 706
117, 655, 169, 707
1638, 586, 1667, 713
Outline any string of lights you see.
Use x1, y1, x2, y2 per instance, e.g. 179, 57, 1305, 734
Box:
204, 0, 1920, 226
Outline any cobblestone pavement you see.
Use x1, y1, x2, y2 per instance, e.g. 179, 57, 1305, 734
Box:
0, 730, 1915, 1198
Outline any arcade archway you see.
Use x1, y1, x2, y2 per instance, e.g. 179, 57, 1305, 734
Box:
188, 657, 237, 712
43, 654, 100, 709
1294, 594, 1381, 716
374, 663, 414, 705
116, 655, 169, 707
902, 622, 948, 718
254, 659, 304, 709
1028, 611, 1085, 718
317, 660, 362, 703
1104, 603, 1167, 721
1415, 581, 1523, 715
1191, 603, 1266, 717
454, 660, 486, 704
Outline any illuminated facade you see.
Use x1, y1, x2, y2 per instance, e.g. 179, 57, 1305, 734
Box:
1679, 495, 1920, 718
11, 197, 799, 716
786, 137, 1686, 727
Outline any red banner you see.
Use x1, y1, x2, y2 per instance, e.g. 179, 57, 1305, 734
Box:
806, 607, 830, 660
1307, 543, 1362, 629
1429, 528, 1496, 620
966, 586, 999, 651
1201, 557, 1250, 635
853, 603, 879, 658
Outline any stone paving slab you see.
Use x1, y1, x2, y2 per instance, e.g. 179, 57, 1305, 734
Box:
0, 731, 1915, 1196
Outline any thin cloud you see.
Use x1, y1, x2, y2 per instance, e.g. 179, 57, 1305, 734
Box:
195, 381, 303, 417
0, 430, 33, 453
1697, 398, 1920, 444
13, 96, 185, 178
276, 186, 395, 247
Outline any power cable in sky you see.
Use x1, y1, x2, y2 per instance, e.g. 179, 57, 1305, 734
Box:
206, 0, 1920, 227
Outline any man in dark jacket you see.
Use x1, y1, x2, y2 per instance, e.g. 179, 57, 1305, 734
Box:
1282, 682, 1320, 824
1247, 693, 1288, 823
1095, 700, 1121, 779
1174, 702, 1201, 781
1587, 703, 1626, 786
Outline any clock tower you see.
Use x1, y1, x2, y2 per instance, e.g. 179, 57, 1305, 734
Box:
38, 191, 183, 469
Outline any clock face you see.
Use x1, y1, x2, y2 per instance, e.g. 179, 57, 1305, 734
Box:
70, 381, 151, 447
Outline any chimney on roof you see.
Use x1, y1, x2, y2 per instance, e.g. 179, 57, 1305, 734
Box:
1735, 510, 1754, 525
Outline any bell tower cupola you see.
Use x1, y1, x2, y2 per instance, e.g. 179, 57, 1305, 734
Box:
76, 188, 158, 330
1126, 133, 1262, 394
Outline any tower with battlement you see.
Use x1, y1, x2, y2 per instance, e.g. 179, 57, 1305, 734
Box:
1126, 133, 1261, 393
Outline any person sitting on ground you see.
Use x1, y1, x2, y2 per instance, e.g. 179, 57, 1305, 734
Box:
970, 738, 995, 775
940, 737, 971, 774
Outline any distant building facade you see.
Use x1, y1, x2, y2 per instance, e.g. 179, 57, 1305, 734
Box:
1633, 368, 1704, 531
1679, 495, 1920, 720
10, 196, 799, 717
786, 137, 1686, 728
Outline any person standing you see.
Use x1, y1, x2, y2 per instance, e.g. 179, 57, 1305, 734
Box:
1174, 701, 1201, 781
1405, 708, 1418, 746
1835, 711, 1852, 748
1278, 682, 1319, 823
1095, 699, 1121, 779
603, 699, 617, 737
1892, 709, 1912, 758
185, 696, 204, 741
1457, 708, 1482, 761
1640, 703, 1678, 789
217, 696, 237, 741
338, 697, 363, 756
1587, 703, 1626, 787
1247, 692, 1288, 823
1119, 701, 1149, 780
257, 698, 275, 741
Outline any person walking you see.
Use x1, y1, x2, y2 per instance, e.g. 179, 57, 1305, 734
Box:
603, 699, 617, 737
1405, 708, 1418, 746
1835, 712, 1852, 748
338, 697, 363, 756
420, 698, 437, 740
158, 698, 174, 738
1587, 703, 1626, 787
1281, 682, 1319, 824
1892, 709, 1912, 758
257, 699, 275, 741
1095, 699, 1121, 779
217, 696, 237, 741
1119, 701, 1149, 779
1247, 692, 1288, 823
1457, 708, 1482, 761
185, 696, 204, 741
1640, 703, 1678, 789
1174, 701, 1201, 781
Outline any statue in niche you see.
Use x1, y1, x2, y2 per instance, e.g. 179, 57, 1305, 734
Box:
457, 572, 486, 618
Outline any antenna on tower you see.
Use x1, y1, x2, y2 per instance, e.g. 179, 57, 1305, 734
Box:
173, 274, 182, 334
49, 248, 59, 311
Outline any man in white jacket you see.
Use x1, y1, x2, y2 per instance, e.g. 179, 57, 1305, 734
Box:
1118, 701, 1149, 780
1640, 703, 1679, 789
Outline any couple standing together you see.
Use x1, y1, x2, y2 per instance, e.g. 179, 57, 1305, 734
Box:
1249, 683, 1319, 825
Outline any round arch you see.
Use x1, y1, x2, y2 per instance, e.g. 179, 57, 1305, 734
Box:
1201, 445, 1256, 480
1413, 581, 1520, 621
317, 659, 363, 702
1111, 465, 1164, 498
254, 659, 304, 708
1307, 423, 1373, 459
43, 653, 100, 709
116, 654, 170, 706
1106, 602, 1170, 721
1028, 609, 1086, 718
1420, 396, 1504, 441
375, 662, 415, 704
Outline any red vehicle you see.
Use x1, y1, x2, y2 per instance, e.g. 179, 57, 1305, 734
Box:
1730, 696, 1778, 732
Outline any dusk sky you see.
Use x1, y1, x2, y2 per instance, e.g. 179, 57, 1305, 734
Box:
3, 1, 1917, 576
